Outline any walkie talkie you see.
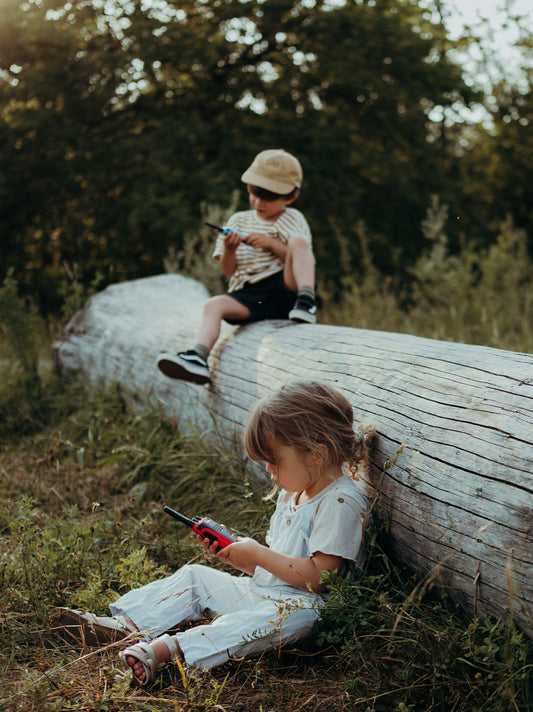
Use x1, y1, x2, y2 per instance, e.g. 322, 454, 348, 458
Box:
164, 506, 239, 549
204, 222, 247, 240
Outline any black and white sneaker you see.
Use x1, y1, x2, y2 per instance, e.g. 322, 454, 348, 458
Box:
157, 350, 211, 384
289, 295, 317, 324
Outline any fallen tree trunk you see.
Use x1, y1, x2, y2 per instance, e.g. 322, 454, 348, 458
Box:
53, 274, 533, 638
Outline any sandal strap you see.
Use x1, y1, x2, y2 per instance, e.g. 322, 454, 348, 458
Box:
158, 633, 181, 663
119, 641, 160, 685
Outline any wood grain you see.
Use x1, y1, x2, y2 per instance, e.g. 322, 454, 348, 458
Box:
53, 274, 533, 637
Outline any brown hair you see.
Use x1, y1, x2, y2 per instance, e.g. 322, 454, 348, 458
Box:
244, 381, 376, 480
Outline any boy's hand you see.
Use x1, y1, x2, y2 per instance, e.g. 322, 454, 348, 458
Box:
223, 231, 244, 250
244, 232, 273, 250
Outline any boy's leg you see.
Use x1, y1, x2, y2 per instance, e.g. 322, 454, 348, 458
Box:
195, 295, 251, 349
283, 237, 317, 324
282, 236, 316, 293
157, 295, 250, 383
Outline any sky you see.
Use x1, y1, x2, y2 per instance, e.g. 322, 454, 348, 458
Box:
444, 0, 531, 37
443, 0, 531, 72
414, 0, 532, 124
435, 0, 532, 121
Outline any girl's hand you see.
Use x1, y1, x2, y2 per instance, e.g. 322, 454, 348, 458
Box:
198, 534, 262, 574
197, 534, 224, 556
216, 538, 263, 575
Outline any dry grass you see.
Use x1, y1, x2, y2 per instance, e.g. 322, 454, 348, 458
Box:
3, 642, 354, 712
0, 386, 353, 712
1, 380, 531, 712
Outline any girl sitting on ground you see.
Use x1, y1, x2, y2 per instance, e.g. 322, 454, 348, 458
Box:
58, 380, 375, 684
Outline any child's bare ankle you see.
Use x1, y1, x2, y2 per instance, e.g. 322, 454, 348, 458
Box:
151, 637, 173, 663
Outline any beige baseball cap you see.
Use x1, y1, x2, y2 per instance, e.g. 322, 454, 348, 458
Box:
241, 149, 302, 194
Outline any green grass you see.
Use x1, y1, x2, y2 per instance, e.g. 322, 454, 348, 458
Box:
320, 210, 533, 354
1, 211, 532, 710
0, 376, 531, 711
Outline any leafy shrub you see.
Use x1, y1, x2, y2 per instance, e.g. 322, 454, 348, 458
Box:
0, 273, 46, 439
317, 553, 533, 711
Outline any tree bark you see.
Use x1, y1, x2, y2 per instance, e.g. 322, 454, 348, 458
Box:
53, 274, 533, 638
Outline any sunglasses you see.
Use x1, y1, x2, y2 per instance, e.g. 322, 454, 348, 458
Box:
248, 185, 295, 202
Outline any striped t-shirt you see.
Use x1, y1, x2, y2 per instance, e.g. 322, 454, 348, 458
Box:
213, 208, 312, 293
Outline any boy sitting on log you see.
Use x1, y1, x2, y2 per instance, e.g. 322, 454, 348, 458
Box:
157, 148, 317, 385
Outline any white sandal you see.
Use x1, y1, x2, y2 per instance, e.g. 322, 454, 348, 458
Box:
54, 608, 137, 646
119, 633, 181, 686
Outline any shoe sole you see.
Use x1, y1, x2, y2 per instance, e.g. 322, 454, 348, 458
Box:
156, 356, 211, 385
288, 309, 317, 324
52, 609, 131, 647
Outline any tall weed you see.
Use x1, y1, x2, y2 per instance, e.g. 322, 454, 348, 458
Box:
322, 198, 533, 353
319, 220, 409, 334
409, 200, 533, 351
164, 191, 240, 295
317, 541, 532, 711
0, 273, 46, 438
59, 262, 106, 322
0, 271, 40, 377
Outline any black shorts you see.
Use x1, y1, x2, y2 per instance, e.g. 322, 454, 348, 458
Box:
224, 271, 297, 325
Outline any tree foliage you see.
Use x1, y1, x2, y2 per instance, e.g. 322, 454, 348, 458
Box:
444, 2, 533, 255
0, 0, 526, 311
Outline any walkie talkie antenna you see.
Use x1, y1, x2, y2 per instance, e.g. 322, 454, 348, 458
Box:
163, 506, 196, 527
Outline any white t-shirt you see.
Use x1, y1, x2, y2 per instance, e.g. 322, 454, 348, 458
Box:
213, 207, 312, 292
252, 476, 368, 595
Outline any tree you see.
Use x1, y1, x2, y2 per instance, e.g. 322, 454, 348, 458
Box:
0, 0, 477, 309
437, 1, 533, 254
484, 60, 533, 246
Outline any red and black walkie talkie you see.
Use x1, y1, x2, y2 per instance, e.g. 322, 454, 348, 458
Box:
164, 506, 239, 549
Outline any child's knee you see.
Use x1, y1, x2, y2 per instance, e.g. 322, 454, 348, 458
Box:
166, 564, 214, 594
288, 235, 307, 250
288, 236, 314, 259
203, 296, 225, 317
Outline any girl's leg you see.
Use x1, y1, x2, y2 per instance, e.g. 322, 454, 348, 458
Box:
115, 565, 257, 684
123, 590, 321, 681
177, 592, 321, 671
110, 564, 251, 639
195, 295, 251, 350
